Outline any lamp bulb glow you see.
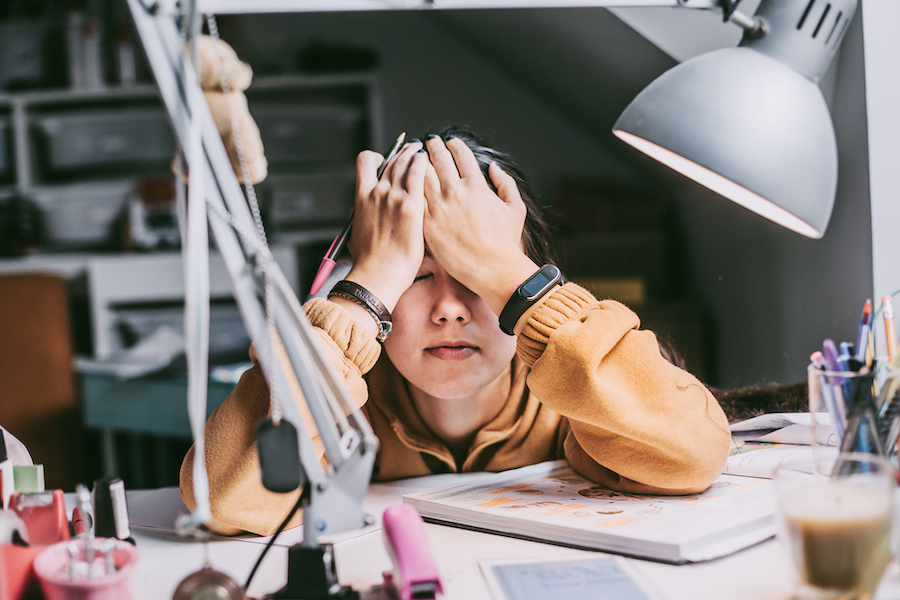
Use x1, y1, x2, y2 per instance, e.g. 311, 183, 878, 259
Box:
613, 130, 821, 239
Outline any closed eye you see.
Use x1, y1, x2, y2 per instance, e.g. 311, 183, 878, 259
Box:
413, 273, 432, 283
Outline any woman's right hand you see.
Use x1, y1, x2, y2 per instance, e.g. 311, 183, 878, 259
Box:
343, 141, 428, 313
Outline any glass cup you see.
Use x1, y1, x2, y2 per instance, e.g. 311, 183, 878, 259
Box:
775, 453, 894, 600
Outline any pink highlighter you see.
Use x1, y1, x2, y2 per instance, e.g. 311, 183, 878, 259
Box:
309, 132, 407, 296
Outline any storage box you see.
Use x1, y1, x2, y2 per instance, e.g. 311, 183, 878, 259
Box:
251, 103, 364, 165
31, 180, 132, 247
32, 106, 175, 174
265, 170, 355, 226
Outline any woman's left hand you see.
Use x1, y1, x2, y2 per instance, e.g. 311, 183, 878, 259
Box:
423, 136, 539, 316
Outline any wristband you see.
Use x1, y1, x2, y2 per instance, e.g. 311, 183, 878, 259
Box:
498, 264, 563, 336
328, 280, 393, 342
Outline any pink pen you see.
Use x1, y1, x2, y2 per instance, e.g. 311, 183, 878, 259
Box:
309, 132, 407, 296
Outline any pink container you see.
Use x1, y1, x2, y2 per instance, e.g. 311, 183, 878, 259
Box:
33, 538, 138, 600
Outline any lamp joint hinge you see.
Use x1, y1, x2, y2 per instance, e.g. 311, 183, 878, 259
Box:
715, 0, 742, 22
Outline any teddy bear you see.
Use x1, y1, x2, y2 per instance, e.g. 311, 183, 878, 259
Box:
180, 35, 268, 185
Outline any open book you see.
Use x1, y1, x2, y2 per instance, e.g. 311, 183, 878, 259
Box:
403, 460, 775, 564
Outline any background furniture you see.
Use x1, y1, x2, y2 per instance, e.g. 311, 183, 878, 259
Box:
0, 273, 80, 491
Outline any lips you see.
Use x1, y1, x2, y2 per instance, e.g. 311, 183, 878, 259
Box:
425, 342, 478, 361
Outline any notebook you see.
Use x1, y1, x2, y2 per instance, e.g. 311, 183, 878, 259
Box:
403, 460, 775, 564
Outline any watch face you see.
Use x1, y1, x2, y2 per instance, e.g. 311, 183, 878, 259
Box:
521, 265, 559, 298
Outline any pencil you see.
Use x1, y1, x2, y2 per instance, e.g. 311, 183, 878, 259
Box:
884, 295, 897, 363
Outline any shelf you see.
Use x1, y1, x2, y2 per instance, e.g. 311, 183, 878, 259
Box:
0, 73, 376, 107
0, 84, 160, 107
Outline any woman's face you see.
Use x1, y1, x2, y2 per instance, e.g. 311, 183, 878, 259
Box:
383, 253, 518, 401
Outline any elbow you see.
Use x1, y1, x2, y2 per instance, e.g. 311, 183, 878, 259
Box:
565, 427, 731, 496
178, 444, 247, 536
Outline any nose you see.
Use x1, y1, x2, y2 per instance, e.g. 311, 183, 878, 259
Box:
430, 275, 473, 325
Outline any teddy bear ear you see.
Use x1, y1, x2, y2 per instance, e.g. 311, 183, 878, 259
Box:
196, 35, 253, 93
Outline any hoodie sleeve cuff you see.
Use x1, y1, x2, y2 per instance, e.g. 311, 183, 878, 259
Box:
516, 282, 596, 367
304, 297, 382, 375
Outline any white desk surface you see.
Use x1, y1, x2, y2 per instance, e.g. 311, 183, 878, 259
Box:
121, 474, 900, 600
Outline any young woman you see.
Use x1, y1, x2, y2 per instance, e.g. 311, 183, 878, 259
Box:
180, 129, 732, 536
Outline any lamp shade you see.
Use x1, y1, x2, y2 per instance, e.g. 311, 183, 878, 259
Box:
613, 46, 836, 238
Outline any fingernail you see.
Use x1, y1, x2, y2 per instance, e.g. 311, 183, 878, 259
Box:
426, 134, 439, 140
446, 135, 457, 140
409, 138, 422, 145
417, 148, 427, 153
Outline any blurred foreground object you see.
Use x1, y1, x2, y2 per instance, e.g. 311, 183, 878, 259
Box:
191, 35, 267, 184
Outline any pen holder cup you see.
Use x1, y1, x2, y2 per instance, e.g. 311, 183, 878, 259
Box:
33, 538, 138, 600
808, 363, 900, 465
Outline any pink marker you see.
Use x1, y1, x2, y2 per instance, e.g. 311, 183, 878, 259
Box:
382, 504, 443, 600
309, 217, 352, 296
309, 132, 406, 296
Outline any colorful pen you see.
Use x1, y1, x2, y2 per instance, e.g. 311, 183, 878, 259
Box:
811, 350, 845, 441
822, 338, 850, 419
855, 300, 872, 363
309, 132, 407, 296
883, 295, 897, 363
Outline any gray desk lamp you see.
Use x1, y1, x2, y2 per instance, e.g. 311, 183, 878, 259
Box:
614, 0, 857, 238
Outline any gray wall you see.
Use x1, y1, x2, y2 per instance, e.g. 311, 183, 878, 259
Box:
234, 10, 646, 199
862, 0, 900, 340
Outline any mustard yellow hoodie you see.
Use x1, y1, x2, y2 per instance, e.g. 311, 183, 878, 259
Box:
181, 283, 731, 535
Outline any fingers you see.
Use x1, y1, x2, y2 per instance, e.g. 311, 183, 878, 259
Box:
405, 151, 429, 199
425, 135, 460, 184
445, 137, 482, 179
489, 161, 522, 205
423, 160, 441, 203
389, 141, 423, 189
356, 150, 384, 195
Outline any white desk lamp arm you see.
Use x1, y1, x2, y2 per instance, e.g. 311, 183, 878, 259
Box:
126, 0, 378, 545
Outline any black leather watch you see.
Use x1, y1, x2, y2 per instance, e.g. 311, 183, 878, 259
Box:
499, 264, 563, 335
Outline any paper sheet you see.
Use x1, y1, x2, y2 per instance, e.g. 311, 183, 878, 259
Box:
75, 326, 185, 379
724, 443, 838, 479
729, 413, 837, 446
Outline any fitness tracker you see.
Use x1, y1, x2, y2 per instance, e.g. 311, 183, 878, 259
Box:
498, 264, 562, 335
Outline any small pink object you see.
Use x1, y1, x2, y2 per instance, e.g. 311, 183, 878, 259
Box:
33, 538, 138, 600
382, 504, 443, 600
309, 255, 337, 297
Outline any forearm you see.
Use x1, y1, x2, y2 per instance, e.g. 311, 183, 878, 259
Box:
521, 284, 731, 493
179, 298, 379, 535
179, 363, 302, 536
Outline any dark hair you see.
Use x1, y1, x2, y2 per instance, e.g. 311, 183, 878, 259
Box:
425, 126, 557, 267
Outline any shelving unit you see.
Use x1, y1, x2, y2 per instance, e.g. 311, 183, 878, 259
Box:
0, 72, 379, 245
0, 72, 381, 487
